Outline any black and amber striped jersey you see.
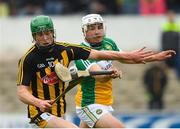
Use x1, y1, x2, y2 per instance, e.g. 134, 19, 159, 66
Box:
17, 42, 91, 119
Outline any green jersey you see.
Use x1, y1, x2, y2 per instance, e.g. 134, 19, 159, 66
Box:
75, 37, 120, 107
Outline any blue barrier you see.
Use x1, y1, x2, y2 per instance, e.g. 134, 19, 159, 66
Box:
0, 112, 180, 128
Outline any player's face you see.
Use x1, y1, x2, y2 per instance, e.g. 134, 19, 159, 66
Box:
34, 30, 54, 46
85, 23, 104, 43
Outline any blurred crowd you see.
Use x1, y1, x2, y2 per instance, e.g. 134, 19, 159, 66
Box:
0, 0, 180, 16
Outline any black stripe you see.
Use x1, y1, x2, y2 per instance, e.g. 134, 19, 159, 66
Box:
31, 74, 38, 98
40, 71, 50, 114
55, 83, 61, 117
30, 74, 41, 116
42, 83, 50, 99
62, 82, 66, 113
43, 83, 51, 114
39, 70, 50, 99
28, 105, 30, 118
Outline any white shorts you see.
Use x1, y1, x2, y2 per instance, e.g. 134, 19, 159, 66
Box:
40, 112, 53, 122
76, 104, 114, 128
40, 112, 65, 122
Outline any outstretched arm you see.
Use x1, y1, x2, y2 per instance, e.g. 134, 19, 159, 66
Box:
142, 50, 176, 62
88, 47, 154, 64
119, 50, 176, 64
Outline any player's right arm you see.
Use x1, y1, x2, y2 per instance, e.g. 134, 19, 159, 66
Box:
17, 85, 52, 112
17, 57, 51, 112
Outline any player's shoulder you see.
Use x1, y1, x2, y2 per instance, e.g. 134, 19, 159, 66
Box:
103, 37, 121, 51
19, 44, 36, 62
55, 41, 83, 47
103, 37, 116, 44
55, 41, 91, 52
103, 37, 119, 50
55, 41, 71, 46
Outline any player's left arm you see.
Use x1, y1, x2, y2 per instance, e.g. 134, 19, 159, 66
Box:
118, 50, 176, 64
142, 50, 176, 62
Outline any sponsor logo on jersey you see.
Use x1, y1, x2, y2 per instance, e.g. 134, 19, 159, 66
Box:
37, 63, 45, 69
41, 72, 59, 85
105, 44, 112, 50
97, 60, 112, 70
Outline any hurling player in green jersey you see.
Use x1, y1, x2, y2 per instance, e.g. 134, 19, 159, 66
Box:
74, 14, 176, 128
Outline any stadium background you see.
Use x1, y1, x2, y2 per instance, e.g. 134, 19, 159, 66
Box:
0, 0, 180, 128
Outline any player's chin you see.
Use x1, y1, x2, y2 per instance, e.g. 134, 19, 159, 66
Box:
94, 37, 103, 42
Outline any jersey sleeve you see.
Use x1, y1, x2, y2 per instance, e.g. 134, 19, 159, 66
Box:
17, 57, 33, 86
67, 44, 91, 61
75, 59, 96, 70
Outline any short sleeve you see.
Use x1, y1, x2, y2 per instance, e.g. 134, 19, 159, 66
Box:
68, 45, 91, 60
17, 57, 33, 86
75, 59, 96, 70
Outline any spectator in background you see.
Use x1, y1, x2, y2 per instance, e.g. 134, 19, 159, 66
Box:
88, 0, 119, 14
43, 0, 89, 14
121, 0, 139, 14
65, 0, 89, 14
139, 0, 166, 15
0, 0, 9, 17
8, 0, 17, 15
17, 0, 44, 15
166, 0, 180, 13
43, 0, 65, 15
143, 63, 168, 110
161, 10, 180, 80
